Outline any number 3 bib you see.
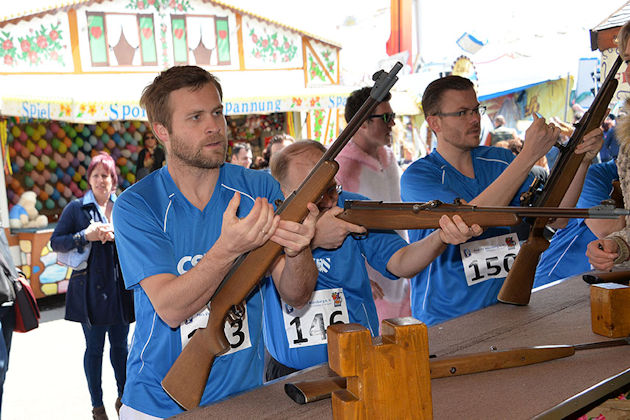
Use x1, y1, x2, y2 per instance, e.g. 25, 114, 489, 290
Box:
180, 305, 252, 356
459, 233, 520, 286
282, 288, 350, 348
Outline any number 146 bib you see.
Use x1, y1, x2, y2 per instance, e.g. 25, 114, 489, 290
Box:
282, 288, 350, 348
459, 233, 520, 286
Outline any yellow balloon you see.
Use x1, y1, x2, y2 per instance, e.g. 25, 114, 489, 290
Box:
126, 173, 135, 183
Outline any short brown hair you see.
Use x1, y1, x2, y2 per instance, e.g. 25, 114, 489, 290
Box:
344, 87, 392, 124
270, 140, 325, 186
140, 65, 223, 132
421, 75, 475, 117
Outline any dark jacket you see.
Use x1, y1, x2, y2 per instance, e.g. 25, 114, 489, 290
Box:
136, 146, 166, 180
50, 191, 133, 325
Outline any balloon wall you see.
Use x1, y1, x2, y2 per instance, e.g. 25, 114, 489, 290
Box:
4, 119, 148, 220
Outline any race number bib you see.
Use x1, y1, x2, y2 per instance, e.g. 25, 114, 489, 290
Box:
180, 305, 252, 355
282, 288, 350, 348
459, 233, 520, 286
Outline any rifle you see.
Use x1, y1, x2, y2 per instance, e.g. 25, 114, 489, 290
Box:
284, 337, 630, 404
335, 200, 630, 230
497, 55, 623, 306
583, 270, 630, 286
160, 62, 403, 410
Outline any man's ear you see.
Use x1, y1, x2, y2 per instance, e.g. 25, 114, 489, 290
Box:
426, 115, 441, 134
152, 123, 168, 144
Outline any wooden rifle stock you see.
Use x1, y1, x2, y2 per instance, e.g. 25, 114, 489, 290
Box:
285, 337, 630, 404
161, 62, 403, 410
498, 55, 623, 306
336, 200, 629, 230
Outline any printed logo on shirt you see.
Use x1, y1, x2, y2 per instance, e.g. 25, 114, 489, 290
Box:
176, 254, 204, 274
314, 257, 331, 273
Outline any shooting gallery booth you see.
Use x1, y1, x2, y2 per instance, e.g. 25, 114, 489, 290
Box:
0, 0, 351, 299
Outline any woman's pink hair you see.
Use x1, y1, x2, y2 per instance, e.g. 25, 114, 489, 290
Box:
87, 152, 118, 191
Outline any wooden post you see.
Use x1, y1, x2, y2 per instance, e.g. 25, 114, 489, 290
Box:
591, 283, 630, 337
327, 317, 432, 419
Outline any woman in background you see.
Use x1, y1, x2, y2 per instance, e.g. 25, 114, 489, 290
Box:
51, 152, 134, 420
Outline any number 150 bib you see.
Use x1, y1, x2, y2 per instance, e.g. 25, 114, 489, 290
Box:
459, 233, 520, 286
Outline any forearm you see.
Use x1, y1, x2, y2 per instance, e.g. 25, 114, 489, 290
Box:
141, 244, 238, 328
273, 248, 318, 308
387, 230, 447, 278
470, 152, 535, 206
586, 216, 627, 238
558, 160, 590, 208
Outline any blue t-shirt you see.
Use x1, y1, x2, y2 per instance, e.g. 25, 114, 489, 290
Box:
534, 160, 619, 287
400, 147, 533, 326
262, 191, 408, 370
113, 164, 283, 418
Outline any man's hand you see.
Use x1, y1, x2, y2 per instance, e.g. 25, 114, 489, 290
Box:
520, 113, 561, 164
574, 127, 604, 163
312, 206, 367, 250
586, 238, 619, 271
271, 202, 319, 257
437, 215, 483, 245
215, 192, 279, 258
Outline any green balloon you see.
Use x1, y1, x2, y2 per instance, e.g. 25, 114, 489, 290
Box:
24, 176, 34, 188
75, 137, 84, 148
69, 144, 79, 154
120, 166, 129, 176
49, 160, 57, 170
51, 138, 60, 150
68, 128, 77, 138
25, 126, 35, 136
24, 162, 33, 172
79, 179, 88, 190
45, 198, 55, 209
35, 200, 43, 212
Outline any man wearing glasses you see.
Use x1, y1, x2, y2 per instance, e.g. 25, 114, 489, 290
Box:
336, 87, 411, 324
401, 75, 603, 326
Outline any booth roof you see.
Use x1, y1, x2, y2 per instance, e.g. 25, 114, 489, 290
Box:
0, 72, 371, 122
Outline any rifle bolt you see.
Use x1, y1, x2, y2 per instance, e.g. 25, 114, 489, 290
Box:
450, 367, 456, 374
490, 346, 497, 351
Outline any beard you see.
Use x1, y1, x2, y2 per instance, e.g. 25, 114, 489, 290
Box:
169, 132, 227, 169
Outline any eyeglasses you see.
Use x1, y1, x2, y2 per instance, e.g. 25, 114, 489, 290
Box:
434, 106, 486, 118
368, 112, 396, 124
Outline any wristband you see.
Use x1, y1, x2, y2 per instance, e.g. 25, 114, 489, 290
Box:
609, 236, 630, 264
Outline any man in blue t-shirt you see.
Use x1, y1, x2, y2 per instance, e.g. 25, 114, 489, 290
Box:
534, 160, 623, 286
401, 75, 603, 326
113, 66, 319, 419
263, 140, 482, 380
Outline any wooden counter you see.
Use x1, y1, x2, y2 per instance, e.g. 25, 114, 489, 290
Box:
175, 275, 630, 419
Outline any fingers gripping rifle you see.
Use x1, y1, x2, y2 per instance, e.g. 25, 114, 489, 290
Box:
497, 55, 623, 306
160, 62, 403, 410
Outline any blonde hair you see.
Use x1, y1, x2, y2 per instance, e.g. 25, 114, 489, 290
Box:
270, 140, 325, 186
618, 20, 630, 54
